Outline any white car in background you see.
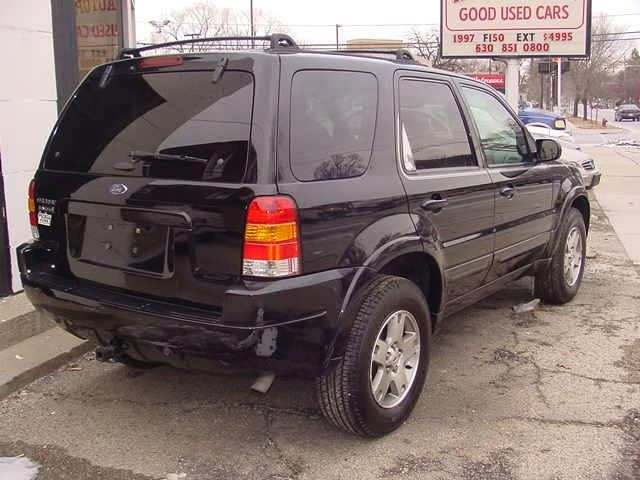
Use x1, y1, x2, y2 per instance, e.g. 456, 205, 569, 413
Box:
527, 126, 601, 189
526, 122, 576, 145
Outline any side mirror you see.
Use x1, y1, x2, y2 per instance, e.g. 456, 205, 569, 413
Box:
536, 138, 562, 162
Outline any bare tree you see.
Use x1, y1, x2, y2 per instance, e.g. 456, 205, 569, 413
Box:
566, 14, 630, 119
407, 28, 490, 74
152, 1, 287, 52
408, 28, 464, 71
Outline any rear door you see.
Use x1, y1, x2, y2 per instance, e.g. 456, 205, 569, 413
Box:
459, 83, 555, 279
395, 72, 495, 299
34, 54, 279, 308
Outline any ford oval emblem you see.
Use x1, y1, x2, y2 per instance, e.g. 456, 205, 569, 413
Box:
109, 183, 128, 195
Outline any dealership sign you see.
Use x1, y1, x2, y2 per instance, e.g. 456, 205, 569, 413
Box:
441, 0, 592, 58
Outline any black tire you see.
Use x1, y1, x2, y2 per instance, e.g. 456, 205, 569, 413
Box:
535, 207, 586, 304
316, 275, 431, 437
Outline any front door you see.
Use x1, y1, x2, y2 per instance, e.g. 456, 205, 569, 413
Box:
459, 84, 555, 280
396, 74, 495, 300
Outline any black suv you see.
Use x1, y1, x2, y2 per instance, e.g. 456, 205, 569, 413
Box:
18, 35, 590, 437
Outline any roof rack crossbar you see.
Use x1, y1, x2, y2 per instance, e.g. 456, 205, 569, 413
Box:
118, 33, 298, 59
330, 48, 416, 62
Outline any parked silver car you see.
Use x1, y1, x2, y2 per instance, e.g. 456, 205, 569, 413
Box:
528, 128, 601, 189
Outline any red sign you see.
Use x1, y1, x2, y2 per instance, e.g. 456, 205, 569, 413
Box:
465, 74, 506, 88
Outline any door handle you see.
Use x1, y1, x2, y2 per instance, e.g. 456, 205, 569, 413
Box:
499, 186, 515, 199
421, 198, 449, 211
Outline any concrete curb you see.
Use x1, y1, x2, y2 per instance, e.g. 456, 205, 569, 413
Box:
0, 327, 94, 399
0, 310, 57, 351
0, 293, 55, 350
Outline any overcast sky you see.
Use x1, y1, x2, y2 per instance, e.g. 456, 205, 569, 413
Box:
134, 0, 640, 48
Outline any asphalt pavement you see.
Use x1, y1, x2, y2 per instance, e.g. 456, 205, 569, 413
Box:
0, 197, 638, 480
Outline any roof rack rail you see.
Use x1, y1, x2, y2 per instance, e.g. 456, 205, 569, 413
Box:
118, 33, 298, 59
330, 48, 417, 62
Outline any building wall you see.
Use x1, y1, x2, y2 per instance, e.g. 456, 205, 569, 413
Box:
0, 0, 58, 292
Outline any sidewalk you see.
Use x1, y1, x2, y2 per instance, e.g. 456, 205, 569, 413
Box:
583, 145, 640, 266
0, 293, 90, 399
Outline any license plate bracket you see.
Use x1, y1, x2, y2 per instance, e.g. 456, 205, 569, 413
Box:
68, 215, 171, 276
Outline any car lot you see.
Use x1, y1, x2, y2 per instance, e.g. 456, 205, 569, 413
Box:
0, 199, 638, 480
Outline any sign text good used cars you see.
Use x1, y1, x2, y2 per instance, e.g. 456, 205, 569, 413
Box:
441, 0, 592, 58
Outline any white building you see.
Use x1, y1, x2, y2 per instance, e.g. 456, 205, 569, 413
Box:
0, 0, 135, 295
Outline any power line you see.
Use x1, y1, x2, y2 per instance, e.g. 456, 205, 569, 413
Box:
593, 36, 640, 42
593, 30, 640, 37
599, 12, 640, 17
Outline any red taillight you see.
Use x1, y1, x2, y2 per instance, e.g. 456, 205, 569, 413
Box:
28, 179, 39, 239
139, 56, 183, 69
242, 196, 301, 278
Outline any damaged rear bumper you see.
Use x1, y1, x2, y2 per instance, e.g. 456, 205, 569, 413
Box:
18, 243, 361, 376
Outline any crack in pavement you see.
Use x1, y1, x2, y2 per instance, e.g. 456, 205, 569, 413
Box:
21, 391, 322, 421
263, 410, 306, 480
489, 331, 551, 409
543, 368, 640, 386
498, 415, 613, 429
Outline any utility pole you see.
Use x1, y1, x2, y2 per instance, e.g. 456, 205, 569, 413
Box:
493, 58, 519, 109
556, 57, 562, 113
335, 24, 340, 50
249, 0, 255, 47
540, 71, 544, 109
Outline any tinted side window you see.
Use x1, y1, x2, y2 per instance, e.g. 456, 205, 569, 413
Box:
399, 79, 475, 171
461, 87, 529, 166
290, 70, 377, 181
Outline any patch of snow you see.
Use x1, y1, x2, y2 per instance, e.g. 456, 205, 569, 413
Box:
0, 456, 40, 480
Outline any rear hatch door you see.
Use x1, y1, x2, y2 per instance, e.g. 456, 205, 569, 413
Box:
37, 54, 278, 309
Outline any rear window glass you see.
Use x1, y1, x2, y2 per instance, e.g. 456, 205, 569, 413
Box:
290, 70, 377, 181
44, 66, 254, 182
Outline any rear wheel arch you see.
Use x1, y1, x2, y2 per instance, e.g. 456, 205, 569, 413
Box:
377, 252, 443, 329
327, 250, 444, 367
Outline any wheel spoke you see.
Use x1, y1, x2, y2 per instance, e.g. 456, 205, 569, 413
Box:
386, 312, 405, 344
390, 368, 408, 397
400, 332, 419, 360
372, 338, 389, 366
371, 366, 392, 403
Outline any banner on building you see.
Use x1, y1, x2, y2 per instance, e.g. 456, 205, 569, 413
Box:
76, 0, 123, 79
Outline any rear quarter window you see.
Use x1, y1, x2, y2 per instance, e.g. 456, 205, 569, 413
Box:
290, 70, 378, 181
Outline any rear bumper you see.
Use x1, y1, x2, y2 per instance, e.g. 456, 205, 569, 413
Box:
18, 242, 361, 376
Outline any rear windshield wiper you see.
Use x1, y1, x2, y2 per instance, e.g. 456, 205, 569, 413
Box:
113, 151, 209, 171
128, 151, 208, 164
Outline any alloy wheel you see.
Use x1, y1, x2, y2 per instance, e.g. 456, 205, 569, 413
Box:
564, 226, 583, 287
369, 310, 421, 409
